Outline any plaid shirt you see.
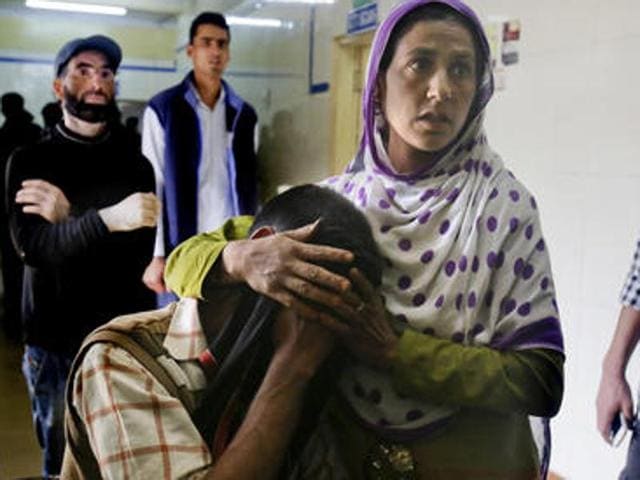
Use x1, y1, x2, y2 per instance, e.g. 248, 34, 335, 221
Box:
72, 299, 213, 479
621, 239, 640, 309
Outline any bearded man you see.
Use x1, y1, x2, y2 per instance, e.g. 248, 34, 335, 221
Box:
5, 35, 160, 477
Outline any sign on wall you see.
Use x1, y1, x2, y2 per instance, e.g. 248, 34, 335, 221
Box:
485, 16, 521, 90
347, 2, 377, 36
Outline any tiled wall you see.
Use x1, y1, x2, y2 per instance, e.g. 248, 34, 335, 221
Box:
2, 0, 639, 476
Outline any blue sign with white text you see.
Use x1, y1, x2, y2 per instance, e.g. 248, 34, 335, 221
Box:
347, 2, 378, 35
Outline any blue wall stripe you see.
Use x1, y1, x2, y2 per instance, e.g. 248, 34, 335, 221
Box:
226, 70, 302, 79
0, 54, 177, 72
0, 55, 52, 66
0, 54, 302, 79
121, 64, 176, 72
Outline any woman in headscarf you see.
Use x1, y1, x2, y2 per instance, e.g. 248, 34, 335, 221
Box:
166, 1, 565, 478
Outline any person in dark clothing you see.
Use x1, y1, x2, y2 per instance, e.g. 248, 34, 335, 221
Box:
40, 101, 62, 137
6, 35, 160, 477
0, 92, 42, 342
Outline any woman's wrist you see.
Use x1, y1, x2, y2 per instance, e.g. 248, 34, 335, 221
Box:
221, 240, 246, 283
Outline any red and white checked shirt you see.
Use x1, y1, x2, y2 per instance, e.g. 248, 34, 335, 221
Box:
72, 299, 213, 479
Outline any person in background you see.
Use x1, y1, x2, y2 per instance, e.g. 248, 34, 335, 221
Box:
141, 11, 259, 305
0, 92, 42, 342
165, 1, 565, 478
41, 100, 63, 137
6, 35, 159, 477
597, 238, 640, 479
124, 115, 141, 147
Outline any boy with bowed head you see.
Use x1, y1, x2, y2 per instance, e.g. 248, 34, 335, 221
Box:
63, 185, 383, 479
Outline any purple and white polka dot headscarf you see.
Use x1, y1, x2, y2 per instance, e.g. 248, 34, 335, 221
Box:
322, 0, 564, 443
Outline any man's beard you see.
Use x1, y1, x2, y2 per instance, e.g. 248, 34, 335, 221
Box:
63, 86, 117, 124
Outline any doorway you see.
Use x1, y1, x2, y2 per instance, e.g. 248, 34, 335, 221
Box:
329, 31, 374, 175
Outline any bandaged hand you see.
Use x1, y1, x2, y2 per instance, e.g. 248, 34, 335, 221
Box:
16, 179, 70, 223
143, 256, 167, 293
98, 192, 160, 232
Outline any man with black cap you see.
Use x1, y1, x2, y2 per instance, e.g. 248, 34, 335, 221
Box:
141, 12, 259, 305
6, 34, 159, 477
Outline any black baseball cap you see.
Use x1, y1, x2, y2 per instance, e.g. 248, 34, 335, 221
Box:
54, 35, 122, 77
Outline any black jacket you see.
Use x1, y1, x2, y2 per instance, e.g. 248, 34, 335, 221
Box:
7, 123, 156, 354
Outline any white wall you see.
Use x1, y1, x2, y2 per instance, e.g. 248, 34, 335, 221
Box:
469, 0, 640, 477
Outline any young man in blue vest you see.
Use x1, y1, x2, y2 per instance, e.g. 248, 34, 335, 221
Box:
142, 12, 259, 304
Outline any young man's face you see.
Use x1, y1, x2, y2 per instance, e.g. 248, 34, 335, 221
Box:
53, 50, 116, 123
187, 24, 230, 80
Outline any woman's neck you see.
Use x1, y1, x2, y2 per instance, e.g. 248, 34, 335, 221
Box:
386, 130, 438, 175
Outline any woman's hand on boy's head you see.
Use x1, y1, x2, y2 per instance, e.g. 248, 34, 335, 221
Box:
223, 221, 354, 310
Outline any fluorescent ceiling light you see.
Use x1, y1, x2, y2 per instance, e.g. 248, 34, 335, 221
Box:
227, 15, 291, 28
263, 0, 335, 3
25, 0, 127, 16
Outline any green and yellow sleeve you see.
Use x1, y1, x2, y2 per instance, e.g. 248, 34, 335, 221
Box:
392, 330, 564, 416
165, 215, 254, 299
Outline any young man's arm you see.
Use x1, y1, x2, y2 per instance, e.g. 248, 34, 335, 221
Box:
141, 105, 169, 293
207, 316, 333, 479
596, 305, 640, 441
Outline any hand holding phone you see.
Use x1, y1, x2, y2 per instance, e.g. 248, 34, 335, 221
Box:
609, 412, 634, 447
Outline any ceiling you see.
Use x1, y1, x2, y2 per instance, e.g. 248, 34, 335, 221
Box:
0, 0, 249, 24
0, 0, 322, 27
56, 0, 193, 15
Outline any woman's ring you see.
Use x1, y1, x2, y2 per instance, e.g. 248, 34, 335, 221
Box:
356, 301, 366, 313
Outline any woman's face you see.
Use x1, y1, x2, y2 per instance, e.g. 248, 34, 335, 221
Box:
379, 19, 477, 170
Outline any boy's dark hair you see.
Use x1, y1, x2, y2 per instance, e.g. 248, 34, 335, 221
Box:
250, 184, 382, 285
189, 12, 230, 44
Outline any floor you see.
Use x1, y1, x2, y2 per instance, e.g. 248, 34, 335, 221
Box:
0, 332, 42, 479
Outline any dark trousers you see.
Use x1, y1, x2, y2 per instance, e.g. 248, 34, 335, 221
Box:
0, 223, 23, 341
621, 402, 640, 480
22, 345, 72, 477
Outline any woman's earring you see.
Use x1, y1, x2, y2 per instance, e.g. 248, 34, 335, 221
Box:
373, 96, 382, 116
